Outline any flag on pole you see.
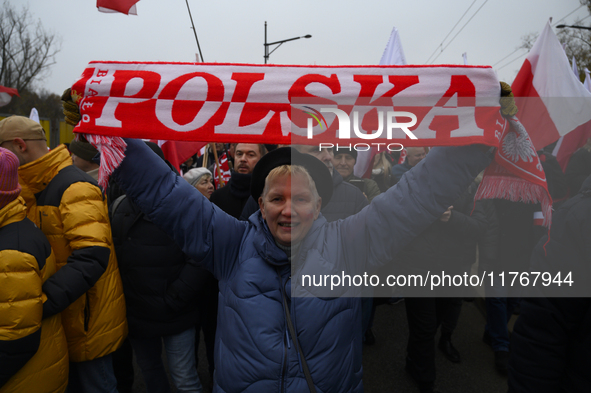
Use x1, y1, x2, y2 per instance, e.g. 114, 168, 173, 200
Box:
29, 108, 40, 123
378, 27, 407, 66
511, 21, 591, 151
97, 0, 140, 15
0, 85, 19, 107
354, 26, 407, 178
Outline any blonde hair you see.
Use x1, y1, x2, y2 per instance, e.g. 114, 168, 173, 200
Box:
261, 165, 320, 203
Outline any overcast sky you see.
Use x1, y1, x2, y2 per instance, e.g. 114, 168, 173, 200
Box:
17, 0, 590, 97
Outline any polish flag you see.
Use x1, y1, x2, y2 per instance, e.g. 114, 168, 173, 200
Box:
511, 21, 591, 151
354, 26, 407, 178
533, 211, 545, 226
0, 85, 19, 107
97, 0, 140, 15
552, 67, 591, 171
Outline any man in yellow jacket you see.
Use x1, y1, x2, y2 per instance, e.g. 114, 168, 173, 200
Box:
0, 146, 69, 393
0, 116, 127, 392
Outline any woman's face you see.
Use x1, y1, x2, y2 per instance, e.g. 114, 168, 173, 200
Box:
259, 173, 321, 247
195, 175, 214, 199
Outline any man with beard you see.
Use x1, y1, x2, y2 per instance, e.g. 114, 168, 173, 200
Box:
210, 143, 267, 219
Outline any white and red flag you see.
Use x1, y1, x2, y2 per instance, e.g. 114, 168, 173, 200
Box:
511, 21, 591, 152
552, 65, 591, 171
0, 85, 19, 107
97, 0, 140, 15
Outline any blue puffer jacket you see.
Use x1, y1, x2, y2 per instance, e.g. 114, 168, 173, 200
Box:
113, 139, 491, 393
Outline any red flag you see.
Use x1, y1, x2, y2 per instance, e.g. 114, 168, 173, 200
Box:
151, 140, 207, 172
397, 148, 407, 165
0, 85, 19, 107
97, 0, 140, 15
212, 152, 231, 188
511, 22, 591, 151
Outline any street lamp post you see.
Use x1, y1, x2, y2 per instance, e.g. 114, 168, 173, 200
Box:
264, 21, 312, 64
556, 24, 591, 31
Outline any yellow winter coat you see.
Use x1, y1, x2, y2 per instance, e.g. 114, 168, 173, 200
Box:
18, 145, 127, 362
0, 197, 68, 392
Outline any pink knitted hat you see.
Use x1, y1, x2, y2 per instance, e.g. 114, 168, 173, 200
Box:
0, 147, 21, 209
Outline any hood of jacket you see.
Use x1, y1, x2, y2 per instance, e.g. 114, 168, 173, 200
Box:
0, 197, 27, 228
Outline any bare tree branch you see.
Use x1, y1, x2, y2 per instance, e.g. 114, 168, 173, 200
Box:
519, 4, 591, 81
0, 1, 62, 92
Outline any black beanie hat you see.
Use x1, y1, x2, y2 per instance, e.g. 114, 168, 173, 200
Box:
69, 138, 99, 162
250, 147, 333, 208
333, 146, 357, 161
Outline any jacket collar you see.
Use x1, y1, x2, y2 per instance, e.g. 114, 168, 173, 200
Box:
343, 173, 360, 182
18, 145, 72, 195
0, 197, 27, 229
249, 211, 289, 266
228, 171, 252, 199
249, 209, 327, 267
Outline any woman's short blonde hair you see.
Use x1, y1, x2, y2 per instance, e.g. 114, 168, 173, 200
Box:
261, 165, 320, 204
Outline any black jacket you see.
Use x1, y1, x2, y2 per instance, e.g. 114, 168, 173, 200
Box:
395, 183, 488, 275
110, 194, 204, 338
565, 147, 591, 196
210, 172, 252, 219
508, 175, 591, 392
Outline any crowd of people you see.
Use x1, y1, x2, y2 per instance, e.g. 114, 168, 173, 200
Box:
0, 108, 590, 393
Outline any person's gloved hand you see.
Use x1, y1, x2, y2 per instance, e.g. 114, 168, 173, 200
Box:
61, 88, 81, 126
499, 81, 518, 117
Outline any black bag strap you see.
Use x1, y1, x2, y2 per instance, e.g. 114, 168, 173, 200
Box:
109, 194, 127, 222
109, 194, 145, 243
282, 292, 317, 393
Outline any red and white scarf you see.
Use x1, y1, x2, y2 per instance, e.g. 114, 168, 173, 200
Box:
475, 117, 552, 227
70, 61, 551, 225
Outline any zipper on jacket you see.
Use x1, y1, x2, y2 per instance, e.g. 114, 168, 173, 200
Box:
283, 275, 304, 374
84, 294, 90, 332
288, 278, 304, 374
